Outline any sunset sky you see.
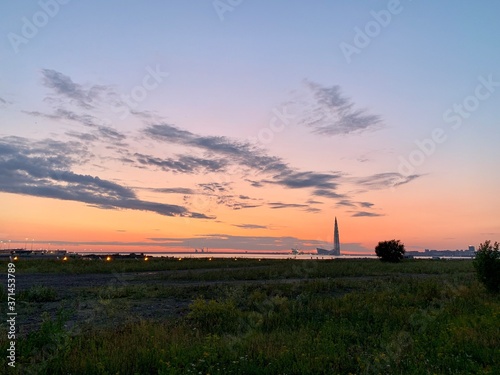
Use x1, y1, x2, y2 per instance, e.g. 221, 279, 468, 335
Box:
1, 1, 499, 254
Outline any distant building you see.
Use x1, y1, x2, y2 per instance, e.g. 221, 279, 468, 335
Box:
407, 246, 475, 258
317, 217, 341, 255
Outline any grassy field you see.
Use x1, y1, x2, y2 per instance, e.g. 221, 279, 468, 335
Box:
1, 258, 499, 374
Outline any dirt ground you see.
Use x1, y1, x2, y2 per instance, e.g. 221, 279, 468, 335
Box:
3, 267, 436, 336
3, 267, 337, 336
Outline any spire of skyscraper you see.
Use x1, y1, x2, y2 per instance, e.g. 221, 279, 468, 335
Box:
334, 217, 340, 255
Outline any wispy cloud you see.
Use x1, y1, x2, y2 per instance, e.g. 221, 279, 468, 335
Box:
233, 224, 269, 229
41, 69, 110, 109
351, 211, 383, 217
24, 108, 126, 143
266, 171, 341, 190
0, 136, 212, 219
291, 80, 383, 136
144, 124, 289, 174
268, 202, 309, 210
135, 153, 227, 174
65, 131, 99, 142
144, 123, 345, 201
355, 172, 422, 190
152, 187, 195, 195
312, 189, 344, 199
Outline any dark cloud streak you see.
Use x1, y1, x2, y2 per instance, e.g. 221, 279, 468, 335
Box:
0, 136, 212, 219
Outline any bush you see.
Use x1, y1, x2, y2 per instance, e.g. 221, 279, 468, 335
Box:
187, 298, 242, 334
474, 240, 500, 292
375, 239, 405, 263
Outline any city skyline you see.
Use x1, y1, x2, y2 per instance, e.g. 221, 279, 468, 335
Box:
1, 1, 499, 254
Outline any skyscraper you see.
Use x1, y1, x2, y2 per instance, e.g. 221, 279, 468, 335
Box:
316, 217, 341, 256
333, 217, 340, 255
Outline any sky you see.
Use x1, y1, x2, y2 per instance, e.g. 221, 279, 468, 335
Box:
1, 0, 499, 254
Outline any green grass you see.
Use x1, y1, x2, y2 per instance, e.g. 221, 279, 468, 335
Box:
0, 257, 270, 274
18, 285, 58, 302
1, 257, 473, 276
1, 259, 498, 374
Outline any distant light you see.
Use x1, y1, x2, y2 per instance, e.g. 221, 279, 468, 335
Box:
63, 256, 68, 261
13, 256, 18, 261
106, 256, 112, 261
178, 257, 182, 261
144, 257, 149, 261
209, 258, 212, 261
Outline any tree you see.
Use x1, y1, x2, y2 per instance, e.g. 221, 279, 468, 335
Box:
375, 239, 405, 262
474, 240, 500, 293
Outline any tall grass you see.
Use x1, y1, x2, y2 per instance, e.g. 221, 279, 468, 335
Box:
1, 259, 497, 374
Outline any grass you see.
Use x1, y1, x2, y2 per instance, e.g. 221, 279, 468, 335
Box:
2, 257, 473, 276
19, 286, 58, 302
1, 258, 498, 374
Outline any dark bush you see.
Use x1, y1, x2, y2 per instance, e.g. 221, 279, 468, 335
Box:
375, 239, 405, 263
474, 240, 500, 292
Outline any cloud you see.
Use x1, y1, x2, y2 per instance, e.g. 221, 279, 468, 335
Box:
24, 108, 97, 127
65, 131, 99, 142
351, 211, 383, 217
305, 207, 322, 213
143, 124, 345, 200
198, 182, 230, 193
233, 224, 268, 229
268, 202, 309, 210
144, 124, 289, 174
25, 108, 127, 144
337, 200, 375, 209
336, 199, 356, 207
153, 187, 195, 195
135, 153, 227, 174
358, 201, 374, 208
292, 80, 383, 136
356, 172, 422, 189
41, 69, 109, 109
312, 189, 344, 199
267, 171, 340, 190
0, 136, 212, 219
306, 199, 323, 205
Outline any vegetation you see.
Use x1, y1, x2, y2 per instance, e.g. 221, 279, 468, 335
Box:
474, 240, 500, 292
19, 286, 58, 302
1, 258, 498, 374
375, 239, 406, 262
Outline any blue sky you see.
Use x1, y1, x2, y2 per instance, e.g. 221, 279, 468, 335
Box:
1, 1, 499, 253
